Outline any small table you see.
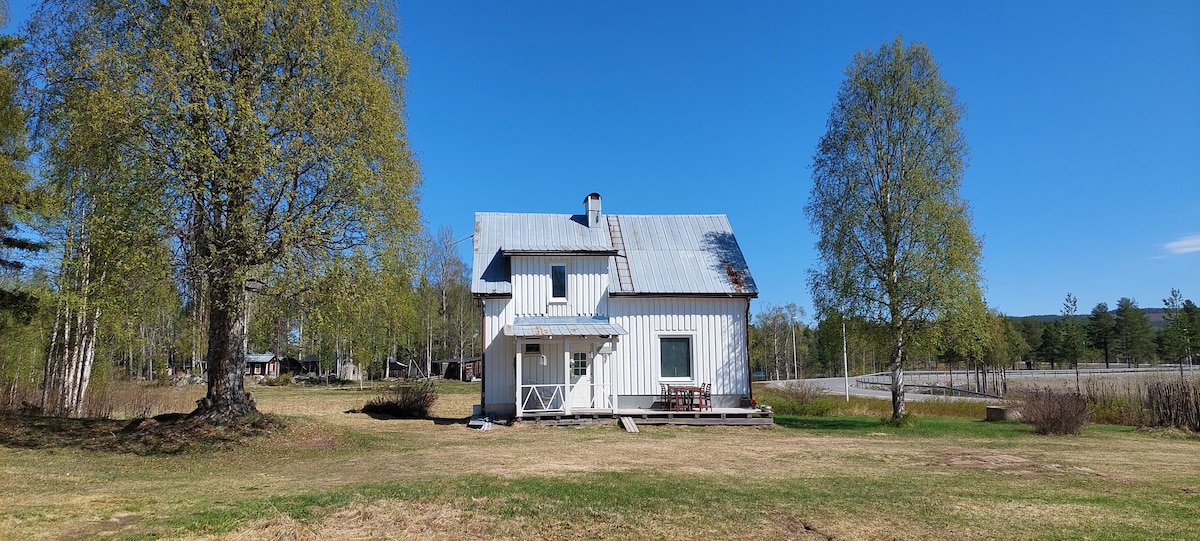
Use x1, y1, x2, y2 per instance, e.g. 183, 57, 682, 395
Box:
669, 385, 706, 411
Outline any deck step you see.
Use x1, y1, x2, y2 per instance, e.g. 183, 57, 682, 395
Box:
619, 416, 640, 433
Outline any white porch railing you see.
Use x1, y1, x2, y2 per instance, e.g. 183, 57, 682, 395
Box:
576, 383, 614, 410
518, 383, 614, 415
520, 384, 565, 412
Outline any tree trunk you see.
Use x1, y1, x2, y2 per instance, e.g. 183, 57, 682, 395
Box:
70, 305, 101, 417
889, 324, 906, 421
194, 268, 256, 420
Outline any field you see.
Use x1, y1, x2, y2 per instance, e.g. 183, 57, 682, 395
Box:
1, 381, 1198, 540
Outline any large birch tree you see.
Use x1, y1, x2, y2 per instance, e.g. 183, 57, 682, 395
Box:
31, 0, 420, 420
806, 37, 982, 422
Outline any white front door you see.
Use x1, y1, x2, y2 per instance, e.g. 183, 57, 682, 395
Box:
570, 351, 593, 409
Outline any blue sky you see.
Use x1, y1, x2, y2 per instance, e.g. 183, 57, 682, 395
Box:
8, 1, 1199, 320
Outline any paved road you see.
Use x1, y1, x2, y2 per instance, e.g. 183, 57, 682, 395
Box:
769, 366, 1197, 403
766, 376, 998, 402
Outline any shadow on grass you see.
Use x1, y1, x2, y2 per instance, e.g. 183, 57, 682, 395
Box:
773, 415, 882, 431
0, 412, 284, 455
352, 411, 468, 426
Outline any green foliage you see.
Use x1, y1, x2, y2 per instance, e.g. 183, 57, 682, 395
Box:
0, 21, 42, 280
0, 281, 54, 412
262, 373, 294, 387
750, 303, 807, 380
30, 0, 424, 415
434, 379, 482, 395
1086, 302, 1117, 368
882, 411, 916, 428
806, 36, 983, 420
930, 293, 992, 368
756, 382, 837, 416
1059, 293, 1085, 369
1036, 322, 1060, 368
1160, 289, 1197, 367
1114, 298, 1155, 366
0, 2, 53, 405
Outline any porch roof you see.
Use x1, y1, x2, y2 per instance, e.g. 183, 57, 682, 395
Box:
505, 316, 628, 338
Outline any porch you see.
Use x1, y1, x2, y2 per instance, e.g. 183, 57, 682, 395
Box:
511, 319, 625, 418
516, 406, 774, 426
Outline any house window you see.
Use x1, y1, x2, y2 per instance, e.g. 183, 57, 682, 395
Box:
660, 337, 692, 379
524, 343, 541, 354
551, 265, 567, 299
571, 352, 588, 377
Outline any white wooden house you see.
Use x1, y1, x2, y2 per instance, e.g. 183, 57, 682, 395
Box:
472, 193, 757, 419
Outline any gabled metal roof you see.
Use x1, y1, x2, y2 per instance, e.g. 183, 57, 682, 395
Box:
610, 214, 756, 296
472, 209, 756, 297
473, 212, 614, 295
505, 316, 628, 337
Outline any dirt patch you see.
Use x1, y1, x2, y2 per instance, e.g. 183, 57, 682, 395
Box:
65, 512, 141, 540
941, 452, 1031, 468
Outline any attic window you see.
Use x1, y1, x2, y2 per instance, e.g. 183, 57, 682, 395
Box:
551, 265, 567, 299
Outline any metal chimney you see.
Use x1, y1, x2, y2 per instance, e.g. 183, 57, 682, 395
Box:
584, 193, 602, 228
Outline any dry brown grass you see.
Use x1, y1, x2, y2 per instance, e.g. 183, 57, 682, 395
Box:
2, 381, 1198, 540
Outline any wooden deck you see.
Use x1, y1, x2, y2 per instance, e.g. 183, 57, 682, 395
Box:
516, 407, 774, 427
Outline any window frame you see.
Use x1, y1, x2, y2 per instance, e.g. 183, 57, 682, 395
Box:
549, 263, 568, 302
658, 335, 694, 381
571, 352, 588, 378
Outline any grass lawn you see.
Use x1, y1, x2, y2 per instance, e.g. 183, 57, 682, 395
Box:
1, 381, 1197, 540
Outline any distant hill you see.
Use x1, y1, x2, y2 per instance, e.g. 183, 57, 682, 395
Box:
1014, 308, 1169, 330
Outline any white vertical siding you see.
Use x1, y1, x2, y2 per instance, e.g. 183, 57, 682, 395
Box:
481, 298, 514, 413
518, 342, 565, 386
609, 297, 750, 397
510, 255, 609, 317
483, 279, 752, 414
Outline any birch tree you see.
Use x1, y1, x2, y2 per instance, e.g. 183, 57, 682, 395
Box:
806, 37, 982, 422
30, 0, 421, 420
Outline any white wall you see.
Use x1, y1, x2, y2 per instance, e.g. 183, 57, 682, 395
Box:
480, 253, 751, 415
510, 255, 609, 317
609, 296, 750, 400
481, 297, 515, 415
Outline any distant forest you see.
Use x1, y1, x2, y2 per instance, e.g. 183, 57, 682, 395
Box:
751, 295, 1198, 381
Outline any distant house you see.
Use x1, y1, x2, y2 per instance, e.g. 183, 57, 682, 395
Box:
245, 353, 278, 377
434, 357, 482, 381
337, 358, 361, 381
279, 356, 321, 375
472, 193, 757, 419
